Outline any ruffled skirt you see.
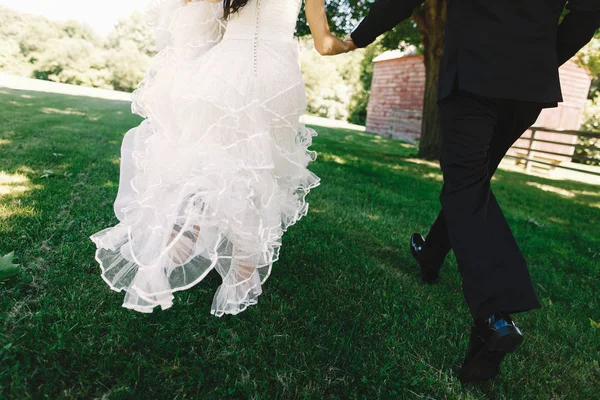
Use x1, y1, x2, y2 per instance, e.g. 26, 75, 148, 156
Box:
90, 1, 319, 316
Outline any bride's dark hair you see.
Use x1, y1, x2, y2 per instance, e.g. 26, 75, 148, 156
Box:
223, 0, 250, 19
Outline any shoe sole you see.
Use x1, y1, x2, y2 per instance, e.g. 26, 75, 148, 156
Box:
459, 330, 524, 383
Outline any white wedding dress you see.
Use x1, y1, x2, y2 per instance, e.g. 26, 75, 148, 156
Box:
90, 0, 320, 316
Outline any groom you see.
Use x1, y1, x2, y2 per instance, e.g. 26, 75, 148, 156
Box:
340, 0, 600, 382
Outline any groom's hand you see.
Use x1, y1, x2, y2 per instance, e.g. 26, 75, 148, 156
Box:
344, 34, 358, 52
317, 34, 357, 56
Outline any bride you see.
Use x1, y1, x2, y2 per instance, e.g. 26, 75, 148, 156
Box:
90, 0, 354, 316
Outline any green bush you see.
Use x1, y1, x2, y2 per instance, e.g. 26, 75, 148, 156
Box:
0, 38, 30, 76
300, 38, 364, 121
106, 44, 151, 92
575, 95, 600, 165
107, 12, 157, 57
347, 44, 381, 126
32, 38, 110, 88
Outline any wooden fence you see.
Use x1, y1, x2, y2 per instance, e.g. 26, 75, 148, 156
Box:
506, 127, 600, 177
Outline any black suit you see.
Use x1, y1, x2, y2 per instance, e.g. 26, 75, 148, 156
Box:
352, 0, 600, 103
352, 0, 600, 319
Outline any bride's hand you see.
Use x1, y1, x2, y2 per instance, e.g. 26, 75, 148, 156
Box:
344, 34, 358, 51
306, 0, 357, 56
316, 34, 356, 56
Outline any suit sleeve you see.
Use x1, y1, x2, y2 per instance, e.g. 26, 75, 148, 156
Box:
350, 0, 424, 48
556, 0, 600, 65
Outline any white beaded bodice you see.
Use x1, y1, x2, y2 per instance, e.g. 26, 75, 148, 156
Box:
223, 0, 303, 42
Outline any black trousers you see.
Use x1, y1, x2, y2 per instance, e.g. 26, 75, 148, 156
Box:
424, 90, 543, 319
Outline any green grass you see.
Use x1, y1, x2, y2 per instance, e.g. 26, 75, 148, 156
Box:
0, 87, 599, 399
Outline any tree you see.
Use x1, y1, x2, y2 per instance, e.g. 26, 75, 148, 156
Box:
104, 12, 155, 92
297, 1, 446, 160
0, 6, 64, 67
574, 32, 600, 166
300, 38, 364, 120
577, 31, 600, 98
32, 38, 110, 88
411, 2, 446, 160
61, 20, 102, 46
106, 43, 151, 92
0, 38, 28, 76
107, 12, 157, 57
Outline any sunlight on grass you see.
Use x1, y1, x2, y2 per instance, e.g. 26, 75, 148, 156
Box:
573, 190, 600, 197
0, 204, 36, 219
399, 143, 417, 148
0, 171, 35, 196
390, 164, 408, 172
548, 216, 568, 225
302, 115, 366, 132
405, 158, 440, 168
526, 182, 576, 198
320, 153, 359, 165
0, 139, 11, 146
0, 172, 39, 219
423, 172, 443, 181
371, 160, 408, 172
41, 107, 86, 116
9, 100, 33, 107
1, 74, 131, 101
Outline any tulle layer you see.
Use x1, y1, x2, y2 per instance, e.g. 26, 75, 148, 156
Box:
90, 3, 319, 316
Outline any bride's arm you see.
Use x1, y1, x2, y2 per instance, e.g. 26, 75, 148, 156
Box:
305, 0, 354, 56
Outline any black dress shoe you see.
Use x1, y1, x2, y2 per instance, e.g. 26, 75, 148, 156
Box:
459, 314, 524, 383
410, 233, 441, 283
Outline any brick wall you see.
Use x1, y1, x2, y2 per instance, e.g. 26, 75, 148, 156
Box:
366, 55, 425, 143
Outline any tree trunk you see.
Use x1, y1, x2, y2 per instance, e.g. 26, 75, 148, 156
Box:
413, 0, 447, 160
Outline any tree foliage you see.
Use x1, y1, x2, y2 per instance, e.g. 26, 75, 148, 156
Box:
296, 0, 421, 49
107, 12, 157, 57
301, 38, 364, 120
0, 7, 153, 92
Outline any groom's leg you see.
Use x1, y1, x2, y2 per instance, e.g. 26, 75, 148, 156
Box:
438, 91, 540, 319
423, 102, 543, 269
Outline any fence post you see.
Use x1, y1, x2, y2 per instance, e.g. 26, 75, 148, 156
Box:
525, 128, 536, 172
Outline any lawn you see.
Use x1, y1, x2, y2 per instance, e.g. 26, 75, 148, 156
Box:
0, 87, 599, 399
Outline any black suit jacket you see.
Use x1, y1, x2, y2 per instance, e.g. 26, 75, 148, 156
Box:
351, 0, 600, 105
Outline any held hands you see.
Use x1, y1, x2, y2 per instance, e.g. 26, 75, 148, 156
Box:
316, 33, 358, 56
306, 0, 357, 56
344, 34, 358, 52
